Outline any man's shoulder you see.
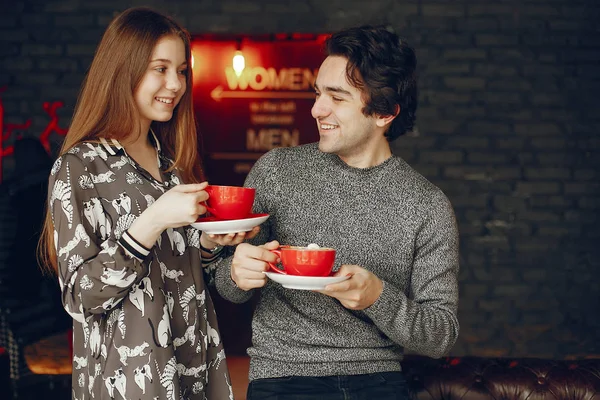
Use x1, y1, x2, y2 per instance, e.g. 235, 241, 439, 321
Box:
268, 142, 319, 157
256, 143, 319, 165
389, 156, 451, 206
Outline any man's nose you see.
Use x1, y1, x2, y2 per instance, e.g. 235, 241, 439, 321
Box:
311, 97, 330, 119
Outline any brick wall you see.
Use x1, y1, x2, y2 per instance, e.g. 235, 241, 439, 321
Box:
1, 0, 599, 359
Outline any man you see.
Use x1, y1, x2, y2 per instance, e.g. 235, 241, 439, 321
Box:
211, 25, 459, 399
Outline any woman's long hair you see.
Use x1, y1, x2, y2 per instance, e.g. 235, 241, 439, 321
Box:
39, 7, 202, 274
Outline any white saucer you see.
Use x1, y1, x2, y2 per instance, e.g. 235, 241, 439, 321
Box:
191, 213, 269, 234
264, 271, 349, 290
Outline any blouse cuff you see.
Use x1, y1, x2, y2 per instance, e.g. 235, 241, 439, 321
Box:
201, 249, 224, 266
118, 230, 151, 261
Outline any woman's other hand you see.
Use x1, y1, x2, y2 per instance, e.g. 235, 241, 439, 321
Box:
200, 226, 260, 249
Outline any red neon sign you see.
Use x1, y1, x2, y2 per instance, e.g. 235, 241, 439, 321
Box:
0, 86, 69, 182
191, 34, 329, 186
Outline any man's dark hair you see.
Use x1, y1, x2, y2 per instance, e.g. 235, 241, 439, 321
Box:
325, 25, 417, 141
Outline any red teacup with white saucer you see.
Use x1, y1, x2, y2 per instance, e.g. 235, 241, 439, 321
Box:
204, 185, 255, 220
267, 245, 336, 277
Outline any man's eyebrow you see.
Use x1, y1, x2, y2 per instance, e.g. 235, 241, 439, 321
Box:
314, 83, 353, 97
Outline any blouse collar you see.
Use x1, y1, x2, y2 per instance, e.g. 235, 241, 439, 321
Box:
99, 129, 162, 156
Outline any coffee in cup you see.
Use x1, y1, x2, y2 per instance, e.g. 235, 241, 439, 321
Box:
204, 185, 255, 220
267, 245, 336, 277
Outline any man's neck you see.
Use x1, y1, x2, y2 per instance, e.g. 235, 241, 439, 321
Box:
338, 142, 392, 169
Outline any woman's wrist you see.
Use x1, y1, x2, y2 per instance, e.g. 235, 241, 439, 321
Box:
200, 232, 218, 250
199, 233, 223, 256
128, 208, 164, 249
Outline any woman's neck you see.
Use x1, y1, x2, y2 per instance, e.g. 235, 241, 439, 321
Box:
123, 130, 162, 182
123, 125, 152, 152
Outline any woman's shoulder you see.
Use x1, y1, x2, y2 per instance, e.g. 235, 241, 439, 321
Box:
52, 141, 115, 171
67, 141, 111, 161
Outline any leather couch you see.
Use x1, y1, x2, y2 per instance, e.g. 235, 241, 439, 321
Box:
402, 354, 600, 399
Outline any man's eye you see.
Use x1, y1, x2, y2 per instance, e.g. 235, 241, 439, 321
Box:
332, 97, 343, 102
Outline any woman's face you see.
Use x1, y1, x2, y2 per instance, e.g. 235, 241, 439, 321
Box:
134, 35, 188, 127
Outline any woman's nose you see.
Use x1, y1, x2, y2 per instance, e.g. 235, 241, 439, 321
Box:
166, 72, 182, 92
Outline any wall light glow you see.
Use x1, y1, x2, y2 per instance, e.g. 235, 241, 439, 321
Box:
233, 50, 245, 77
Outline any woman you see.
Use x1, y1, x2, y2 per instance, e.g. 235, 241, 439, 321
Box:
40, 7, 251, 399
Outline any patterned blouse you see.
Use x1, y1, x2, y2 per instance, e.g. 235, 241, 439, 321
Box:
48, 135, 232, 400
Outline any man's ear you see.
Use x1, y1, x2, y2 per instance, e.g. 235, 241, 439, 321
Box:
375, 104, 400, 128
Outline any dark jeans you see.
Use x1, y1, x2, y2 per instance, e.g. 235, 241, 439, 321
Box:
247, 371, 410, 400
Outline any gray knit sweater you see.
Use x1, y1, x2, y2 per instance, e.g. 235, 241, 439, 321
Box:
214, 143, 459, 381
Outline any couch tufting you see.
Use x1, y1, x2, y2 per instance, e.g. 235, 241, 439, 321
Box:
401, 354, 600, 400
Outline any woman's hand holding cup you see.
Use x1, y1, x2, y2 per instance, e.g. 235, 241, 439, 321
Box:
148, 182, 210, 229
126, 182, 209, 249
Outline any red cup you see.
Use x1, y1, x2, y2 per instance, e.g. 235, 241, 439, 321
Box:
205, 185, 255, 220
268, 246, 336, 277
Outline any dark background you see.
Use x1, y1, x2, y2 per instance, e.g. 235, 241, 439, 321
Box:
1, 0, 599, 365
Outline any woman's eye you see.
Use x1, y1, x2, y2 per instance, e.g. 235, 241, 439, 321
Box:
156, 67, 166, 73
178, 69, 188, 75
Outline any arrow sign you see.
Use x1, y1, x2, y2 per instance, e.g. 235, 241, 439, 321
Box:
210, 85, 315, 102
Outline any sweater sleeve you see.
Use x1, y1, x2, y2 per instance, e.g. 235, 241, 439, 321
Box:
213, 151, 276, 303
363, 191, 460, 358
49, 154, 150, 322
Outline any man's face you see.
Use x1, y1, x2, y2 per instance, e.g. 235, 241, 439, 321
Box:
311, 55, 379, 161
